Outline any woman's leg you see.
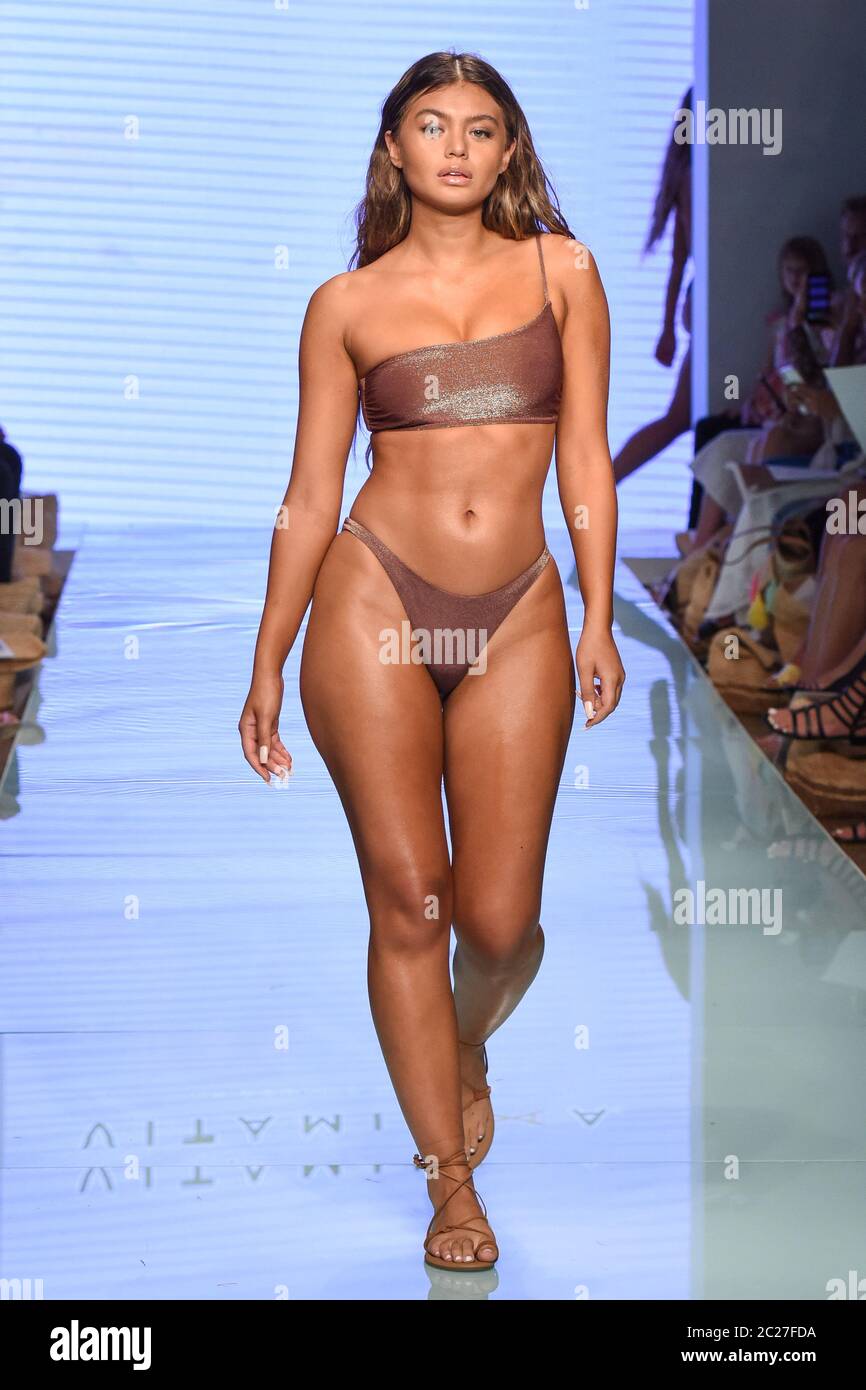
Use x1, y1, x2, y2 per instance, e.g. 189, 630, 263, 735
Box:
745, 414, 823, 464
299, 530, 496, 1263
797, 490, 866, 685
692, 492, 728, 549
614, 345, 691, 484
690, 426, 762, 527
442, 558, 576, 1150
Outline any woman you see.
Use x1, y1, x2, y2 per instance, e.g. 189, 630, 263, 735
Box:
613, 87, 692, 484
689, 235, 838, 549
238, 51, 624, 1271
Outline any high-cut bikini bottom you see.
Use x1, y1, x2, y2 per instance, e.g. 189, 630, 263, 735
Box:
341, 515, 551, 701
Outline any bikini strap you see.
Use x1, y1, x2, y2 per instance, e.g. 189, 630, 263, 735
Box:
535, 232, 550, 305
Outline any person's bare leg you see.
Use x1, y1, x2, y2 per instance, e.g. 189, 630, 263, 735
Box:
443, 558, 576, 1158
693, 491, 728, 548
745, 414, 824, 464
797, 493, 866, 685
614, 345, 691, 483
300, 530, 496, 1264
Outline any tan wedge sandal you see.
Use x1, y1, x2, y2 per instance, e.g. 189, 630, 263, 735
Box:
412, 1146, 499, 1271
459, 1038, 494, 1168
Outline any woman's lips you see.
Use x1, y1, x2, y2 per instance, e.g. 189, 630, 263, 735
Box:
439, 171, 471, 182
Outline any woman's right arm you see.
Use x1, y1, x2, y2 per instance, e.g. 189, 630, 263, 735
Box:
239, 273, 361, 782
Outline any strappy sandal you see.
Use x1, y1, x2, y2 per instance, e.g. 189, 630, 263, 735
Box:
459, 1038, 494, 1168
766, 667, 866, 744
412, 1146, 498, 1271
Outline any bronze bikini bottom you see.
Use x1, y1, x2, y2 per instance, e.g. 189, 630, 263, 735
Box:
341, 515, 551, 701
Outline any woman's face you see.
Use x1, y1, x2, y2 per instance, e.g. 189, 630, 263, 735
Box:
385, 82, 515, 210
780, 254, 809, 299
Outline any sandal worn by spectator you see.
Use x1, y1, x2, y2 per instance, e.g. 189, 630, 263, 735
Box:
766, 658, 866, 742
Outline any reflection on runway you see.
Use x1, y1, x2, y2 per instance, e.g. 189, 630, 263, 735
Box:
1, 524, 864, 1300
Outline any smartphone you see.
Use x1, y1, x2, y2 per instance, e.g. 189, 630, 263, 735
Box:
805, 272, 832, 324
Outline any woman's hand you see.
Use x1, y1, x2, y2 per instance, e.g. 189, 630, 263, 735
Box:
575, 627, 626, 729
238, 669, 292, 783
786, 383, 839, 421
654, 324, 676, 367
787, 278, 807, 329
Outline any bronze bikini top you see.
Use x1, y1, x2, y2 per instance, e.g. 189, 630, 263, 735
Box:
359, 233, 563, 434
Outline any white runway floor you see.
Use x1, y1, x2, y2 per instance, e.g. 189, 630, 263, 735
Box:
1, 521, 864, 1300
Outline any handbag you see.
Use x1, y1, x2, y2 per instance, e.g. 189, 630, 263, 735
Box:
707, 626, 779, 712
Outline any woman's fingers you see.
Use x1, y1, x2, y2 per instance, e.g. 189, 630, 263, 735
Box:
238, 705, 287, 783
265, 734, 292, 779
576, 656, 600, 727
238, 708, 268, 781
578, 662, 625, 728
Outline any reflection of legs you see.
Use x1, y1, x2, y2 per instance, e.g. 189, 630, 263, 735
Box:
614, 345, 691, 483
300, 532, 496, 1264
797, 489, 866, 687
443, 563, 575, 1156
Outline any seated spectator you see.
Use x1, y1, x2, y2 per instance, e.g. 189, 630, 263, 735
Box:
689, 197, 866, 547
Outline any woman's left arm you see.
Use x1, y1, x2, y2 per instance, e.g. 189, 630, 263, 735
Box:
551, 236, 625, 728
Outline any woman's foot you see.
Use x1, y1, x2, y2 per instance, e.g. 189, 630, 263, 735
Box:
459, 1039, 494, 1165
767, 695, 857, 739
834, 821, 866, 844
416, 1152, 499, 1267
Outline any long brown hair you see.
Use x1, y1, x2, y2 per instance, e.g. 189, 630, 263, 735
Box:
644, 86, 692, 254
776, 235, 834, 310
349, 50, 575, 269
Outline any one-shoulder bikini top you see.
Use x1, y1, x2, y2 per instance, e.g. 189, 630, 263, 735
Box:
358, 233, 563, 435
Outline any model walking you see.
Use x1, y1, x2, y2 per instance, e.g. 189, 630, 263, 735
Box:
614, 87, 693, 484
239, 51, 624, 1270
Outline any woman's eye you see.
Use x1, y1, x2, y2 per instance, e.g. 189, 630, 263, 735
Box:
421, 121, 443, 137
471, 128, 492, 139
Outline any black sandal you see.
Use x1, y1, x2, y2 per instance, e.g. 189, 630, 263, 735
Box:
765, 667, 866, 744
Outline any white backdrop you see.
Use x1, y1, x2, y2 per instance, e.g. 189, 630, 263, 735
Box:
1, 0, 692, 532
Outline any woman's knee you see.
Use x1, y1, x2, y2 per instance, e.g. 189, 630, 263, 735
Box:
453, 896, 544, 969
364, 861, 453, 952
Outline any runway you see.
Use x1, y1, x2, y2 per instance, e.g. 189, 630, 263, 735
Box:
1, 521, 864, 1300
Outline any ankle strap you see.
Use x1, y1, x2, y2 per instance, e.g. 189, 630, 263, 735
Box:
413, 1147, 468, 1171
413, 1148, 489, 1227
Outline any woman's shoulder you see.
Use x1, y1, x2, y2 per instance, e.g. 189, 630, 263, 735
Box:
538, 230, 596, 273
304, 259, 386, 335
538, 231, 604, 308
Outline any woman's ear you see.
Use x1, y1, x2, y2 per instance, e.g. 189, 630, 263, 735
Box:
383, 129, 402, 170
